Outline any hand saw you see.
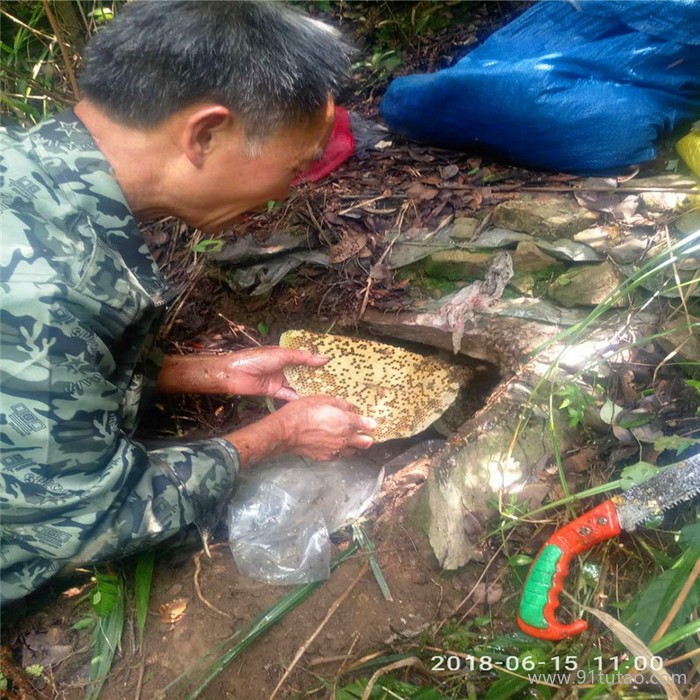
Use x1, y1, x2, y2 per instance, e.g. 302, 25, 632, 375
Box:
517, 453, 700, 640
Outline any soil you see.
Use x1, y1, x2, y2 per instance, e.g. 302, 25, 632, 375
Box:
3, 439, 504, 700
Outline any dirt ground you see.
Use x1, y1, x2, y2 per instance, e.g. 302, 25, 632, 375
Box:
4, 435, 508, 700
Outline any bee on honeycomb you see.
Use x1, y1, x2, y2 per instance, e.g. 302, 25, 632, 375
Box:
280, 330, 472, 442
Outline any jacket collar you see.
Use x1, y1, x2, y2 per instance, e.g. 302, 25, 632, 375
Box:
29, 109, 169, 300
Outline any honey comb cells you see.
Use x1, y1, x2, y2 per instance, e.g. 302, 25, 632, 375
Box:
280, 330, 472, 442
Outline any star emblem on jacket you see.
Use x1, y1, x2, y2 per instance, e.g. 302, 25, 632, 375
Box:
61, 351, 93, 375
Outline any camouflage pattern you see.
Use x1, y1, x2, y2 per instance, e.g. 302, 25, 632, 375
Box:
0, 110, 240, 604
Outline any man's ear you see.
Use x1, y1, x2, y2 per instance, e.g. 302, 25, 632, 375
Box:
183, 105, 232, 168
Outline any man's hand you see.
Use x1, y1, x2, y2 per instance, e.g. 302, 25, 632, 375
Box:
155, 347, 327, 399
217, 347, 327, 400
276, 395, 376, 460
225, 395, 376, 466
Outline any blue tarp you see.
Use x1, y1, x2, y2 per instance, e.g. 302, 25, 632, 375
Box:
380, 0, 700, 174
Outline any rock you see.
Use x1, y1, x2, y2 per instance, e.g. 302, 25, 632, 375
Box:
657, 315, 700, 378
362, 296, 589, 372
512, 241, 562, 273
674, 210, 700, 236
509, 241, 564, 295
423, 372, 577, 569
425, 250, 495, 280
574, 225, 649, 264
448, 216, 479, 240
362, 292, 659, 569
386, 226, 453, 270
640, 190, 688, 212
547, 261, 627, 308
508, 273, 538, 296
491, 197, 598, 239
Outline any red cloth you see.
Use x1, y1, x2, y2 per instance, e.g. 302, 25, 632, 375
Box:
292, 106, 355, 185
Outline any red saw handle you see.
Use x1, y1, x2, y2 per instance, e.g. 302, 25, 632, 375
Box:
517, 500, 621, 640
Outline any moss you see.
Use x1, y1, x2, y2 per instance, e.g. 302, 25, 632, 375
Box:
395, 262, 460, 297
511, 263, 567, 296
406, 485, 432, 536
424, 250, 494, 280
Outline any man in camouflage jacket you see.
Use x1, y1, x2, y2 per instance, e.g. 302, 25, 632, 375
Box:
0, 1, 375, 604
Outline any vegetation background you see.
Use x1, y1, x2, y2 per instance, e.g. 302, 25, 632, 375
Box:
2, 2, 699, 699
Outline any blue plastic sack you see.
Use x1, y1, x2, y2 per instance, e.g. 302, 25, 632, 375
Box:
380, 0, 700, 174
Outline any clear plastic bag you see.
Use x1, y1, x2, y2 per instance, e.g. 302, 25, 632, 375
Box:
227, 456, 383, 584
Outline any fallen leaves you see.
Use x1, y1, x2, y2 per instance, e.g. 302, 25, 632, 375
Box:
329, 231, 368, 264
159, 598, 188, 624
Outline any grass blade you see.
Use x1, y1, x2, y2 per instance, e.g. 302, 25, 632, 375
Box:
352, 523, 393, 601
86, 573, 125, 700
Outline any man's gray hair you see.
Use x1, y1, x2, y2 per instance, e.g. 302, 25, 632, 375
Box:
79, 1, 354, 143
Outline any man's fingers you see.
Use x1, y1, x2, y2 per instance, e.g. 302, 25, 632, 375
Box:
354, 415, 377, 433
311, 394, 357, 412
347, 433, 373, 449
287, 349, 329, 367
274, 386, 299, 401
305, 352, 329, 366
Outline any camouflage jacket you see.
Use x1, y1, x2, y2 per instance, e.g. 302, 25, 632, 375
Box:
0, 110, 239, 604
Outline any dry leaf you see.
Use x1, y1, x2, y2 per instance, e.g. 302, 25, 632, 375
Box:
579, 604, 683, 700
405, 182, 439, 201
329, 231, 368, 264
441, 164, 460, 180
159, 598, 188, 623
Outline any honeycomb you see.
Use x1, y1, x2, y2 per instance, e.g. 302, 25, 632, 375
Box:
280, 330, 472, 442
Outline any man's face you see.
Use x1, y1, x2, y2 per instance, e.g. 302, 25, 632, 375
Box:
181, 100, 335, 233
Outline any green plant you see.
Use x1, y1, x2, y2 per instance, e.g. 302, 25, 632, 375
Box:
1, 1, 112, 125
621, 523, 700, 646
191, 239, 226, 254
555, 381, 598, 427
86, 569, 126, 700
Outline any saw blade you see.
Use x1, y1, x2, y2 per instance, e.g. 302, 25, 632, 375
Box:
615, 452, 700, 530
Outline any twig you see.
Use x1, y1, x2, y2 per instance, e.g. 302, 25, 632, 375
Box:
358, 201, 410, 319
437, 532, 510, 631
41, 0, 80, 99
134, 657, 146, 700
216, 313, 262, 346
193, 546, 233, 619
268, 562, 369, 700
650, 558, 700, 644
307, 653, 354, 667
666, 647, 700, 667
0, 7, 55, 41
304, 200, 333, 247
337, 194, 392, 216
2, 64, 74, 104
361, 657, 428, 700
332, 630, 361, 693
